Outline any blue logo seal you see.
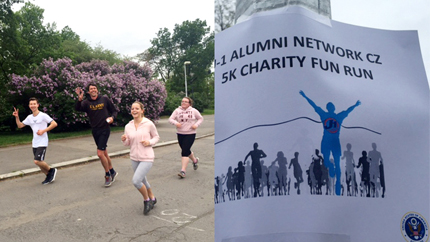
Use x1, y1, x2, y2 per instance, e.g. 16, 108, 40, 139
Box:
401, 212, 429, 242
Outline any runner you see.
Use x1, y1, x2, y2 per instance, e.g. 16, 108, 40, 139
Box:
299, 90, 360, 195
75, 83, 118, 187
169, 97, 203, 178
12, 97, 58, 184
121, 101, 159, 215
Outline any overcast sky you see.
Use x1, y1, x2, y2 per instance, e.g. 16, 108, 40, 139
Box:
13, 0, 215, 57
12, 1, 429, 78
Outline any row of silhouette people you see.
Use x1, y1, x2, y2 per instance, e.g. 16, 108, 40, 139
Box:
215, 142, 385, 203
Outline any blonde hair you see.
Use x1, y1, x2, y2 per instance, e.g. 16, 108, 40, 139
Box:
132, 101, 145, 117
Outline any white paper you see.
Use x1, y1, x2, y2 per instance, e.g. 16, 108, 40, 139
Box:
214, 7, 429, 242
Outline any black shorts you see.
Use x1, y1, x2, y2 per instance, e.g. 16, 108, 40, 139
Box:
33, 147, 47, 161
92, 128, 110, 151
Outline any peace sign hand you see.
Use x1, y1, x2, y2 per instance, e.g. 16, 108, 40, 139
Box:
12, 107, 19, 117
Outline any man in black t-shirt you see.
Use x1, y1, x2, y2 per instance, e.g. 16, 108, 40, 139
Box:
75, 83, 118, 187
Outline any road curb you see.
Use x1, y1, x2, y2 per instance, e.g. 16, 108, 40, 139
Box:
0, 133, 214, 181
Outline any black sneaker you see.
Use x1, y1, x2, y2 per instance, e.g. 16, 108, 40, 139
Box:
143, 200, 151, 215
111, 171, 118, 183
41, 175, 50, 185
47, 168, 57, 183
193, 157, 199, 170
178, 171, 186, 178
150, 197, 157, 209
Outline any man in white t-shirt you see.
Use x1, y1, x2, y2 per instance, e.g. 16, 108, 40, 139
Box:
13, 97, 58, 184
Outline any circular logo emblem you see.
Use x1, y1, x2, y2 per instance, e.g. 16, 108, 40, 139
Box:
323, 118, 340, 134
401, 212, 429, 242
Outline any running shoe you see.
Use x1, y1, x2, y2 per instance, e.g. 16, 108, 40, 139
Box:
111, 171, 118, 183
151, 197, 157, 207
41, 175, 50, 185
178, 171, 186, 178
47, 168, 57, 183
149, 197, 157, 209
143, 200, 151, 215
193, 157, 199, 170
105, 175, 113, 187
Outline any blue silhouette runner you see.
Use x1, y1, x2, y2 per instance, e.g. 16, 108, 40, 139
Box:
299, 90, 361, 196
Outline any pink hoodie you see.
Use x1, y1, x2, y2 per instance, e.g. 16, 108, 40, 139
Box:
122, 118, 160, 162
169, 106, 203, 134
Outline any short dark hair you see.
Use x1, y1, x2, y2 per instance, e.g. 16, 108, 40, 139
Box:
87, 83, 97, 91
29, 97, 39, 104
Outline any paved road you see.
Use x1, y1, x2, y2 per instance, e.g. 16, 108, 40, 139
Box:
0, 115, 214, 180
0, 135, 215, 242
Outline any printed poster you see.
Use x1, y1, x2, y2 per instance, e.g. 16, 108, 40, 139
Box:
214, 7, 429, 242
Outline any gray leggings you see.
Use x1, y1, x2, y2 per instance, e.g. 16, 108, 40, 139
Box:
131, 160, 153, 190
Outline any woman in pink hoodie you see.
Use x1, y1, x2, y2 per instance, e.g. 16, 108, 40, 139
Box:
121, 102, 159, 215
169, 97, 204, 178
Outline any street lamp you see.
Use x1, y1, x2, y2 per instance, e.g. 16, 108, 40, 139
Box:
184, 61, 191, 96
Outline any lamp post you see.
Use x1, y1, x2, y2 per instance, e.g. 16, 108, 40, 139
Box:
184, 61, 191, 96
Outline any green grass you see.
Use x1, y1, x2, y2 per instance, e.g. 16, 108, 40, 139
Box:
202, 109, 214, 115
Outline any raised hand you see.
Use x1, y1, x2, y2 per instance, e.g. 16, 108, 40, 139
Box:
75, 87, 84, 101
12, 107, 19, 117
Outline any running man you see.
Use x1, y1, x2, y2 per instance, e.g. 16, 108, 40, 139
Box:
75, 83, 118, 187
299, 90, 360, 196
244, 142, 267, 197
13, 97, 58, 184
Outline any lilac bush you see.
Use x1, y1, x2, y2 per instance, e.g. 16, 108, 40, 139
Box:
9, 58, 166, 131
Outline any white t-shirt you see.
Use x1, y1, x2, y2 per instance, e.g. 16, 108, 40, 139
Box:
22, 112, 54, 148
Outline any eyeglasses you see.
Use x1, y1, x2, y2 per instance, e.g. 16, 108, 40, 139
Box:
181, 101, 189, 103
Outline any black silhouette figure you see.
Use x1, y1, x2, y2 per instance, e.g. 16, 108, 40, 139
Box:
357, 151, 370, 197
235, 161, 245, 199
312, 149, 324, 195
244, 142, 267, 197
289, 152, 303, 194
380, 160, 385, 198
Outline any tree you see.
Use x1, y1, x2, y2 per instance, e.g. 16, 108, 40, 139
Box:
0, 0, 19, 85
12, 2, 62, 74
139, 19, 214, 112
215, 0, 236, 33
0, 2, 125, 131
9, 58, 167, 131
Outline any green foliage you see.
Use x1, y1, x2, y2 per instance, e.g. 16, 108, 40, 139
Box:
161, 92, 183, 116
9, 58, 166, 132
140, 19, 214, 107
0, 2, 125, 130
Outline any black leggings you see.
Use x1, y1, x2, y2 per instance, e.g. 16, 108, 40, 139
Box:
177, 133, 196, 157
